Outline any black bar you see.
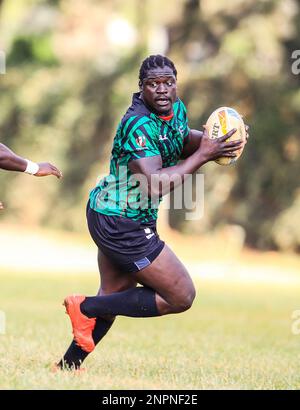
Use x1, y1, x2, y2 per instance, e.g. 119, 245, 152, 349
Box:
0, 390, 297, 407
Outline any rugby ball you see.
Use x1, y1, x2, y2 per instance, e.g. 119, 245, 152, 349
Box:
205, 106, 246, 165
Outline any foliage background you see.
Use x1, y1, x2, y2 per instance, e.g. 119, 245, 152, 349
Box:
0, 0, 300, 252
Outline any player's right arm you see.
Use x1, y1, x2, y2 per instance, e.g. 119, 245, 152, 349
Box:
129, 127, 243, 198
0, 143, 62, 178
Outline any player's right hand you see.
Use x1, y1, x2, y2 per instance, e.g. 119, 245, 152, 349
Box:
35, 163, 63, 179
198, 126, 244, 162
0, 201, 4, 210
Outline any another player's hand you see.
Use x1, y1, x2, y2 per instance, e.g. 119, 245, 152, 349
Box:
35, 163, 63, 179
0, 201, 4, 210
198, 126, 244, 162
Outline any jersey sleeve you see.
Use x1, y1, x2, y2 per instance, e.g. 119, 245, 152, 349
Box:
179, 100, 190, 141
121, 115, 160, 162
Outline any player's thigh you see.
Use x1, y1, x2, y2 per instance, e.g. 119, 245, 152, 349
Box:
97, 249, 137, 296
132, 244, 195, 306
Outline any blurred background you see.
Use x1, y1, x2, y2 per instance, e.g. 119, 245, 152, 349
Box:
0, 0, 300, 390
0, 0, 299, 252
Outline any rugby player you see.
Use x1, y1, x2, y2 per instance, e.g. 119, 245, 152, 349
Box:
0, 143, 62, 209
58, 55, 249, 369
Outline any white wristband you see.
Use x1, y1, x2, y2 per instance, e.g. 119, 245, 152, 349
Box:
24, 159, 39, 175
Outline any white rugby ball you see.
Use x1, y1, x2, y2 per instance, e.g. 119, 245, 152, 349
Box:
205, 106, 246, 165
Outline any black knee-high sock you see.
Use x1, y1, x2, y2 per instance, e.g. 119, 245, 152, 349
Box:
58, 317, 114, 369
81, 286, 159, 318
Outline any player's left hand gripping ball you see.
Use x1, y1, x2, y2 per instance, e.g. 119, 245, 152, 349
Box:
206, 106, 249, 165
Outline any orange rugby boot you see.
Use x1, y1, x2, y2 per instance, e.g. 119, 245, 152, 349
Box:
63, 295, 96, 353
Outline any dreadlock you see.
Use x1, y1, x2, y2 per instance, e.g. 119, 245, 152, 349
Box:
138, 55, 177, 85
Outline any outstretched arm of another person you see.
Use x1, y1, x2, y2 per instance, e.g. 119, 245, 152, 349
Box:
0, 143, 62, 178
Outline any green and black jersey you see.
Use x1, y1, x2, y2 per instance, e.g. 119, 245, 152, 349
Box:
89, 92, 190, 222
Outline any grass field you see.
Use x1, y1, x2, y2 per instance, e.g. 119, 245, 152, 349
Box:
0, 268, 300, 390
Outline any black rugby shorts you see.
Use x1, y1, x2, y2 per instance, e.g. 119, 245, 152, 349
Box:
86, 202, 165, 273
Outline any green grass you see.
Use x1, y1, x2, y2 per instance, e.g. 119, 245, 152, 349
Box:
0, 270, 299, 389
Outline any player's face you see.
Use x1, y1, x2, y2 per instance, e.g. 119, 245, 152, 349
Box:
140, 66, 177, 115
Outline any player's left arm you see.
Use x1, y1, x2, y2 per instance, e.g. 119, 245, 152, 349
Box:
180, 129, 204, 159
180, 125, 250, 160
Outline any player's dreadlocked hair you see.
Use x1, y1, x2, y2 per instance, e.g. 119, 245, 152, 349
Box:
138, 55, 177, 85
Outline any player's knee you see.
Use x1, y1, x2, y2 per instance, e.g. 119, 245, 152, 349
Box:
181, 287, 196, 311
172, 286, 196, 313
